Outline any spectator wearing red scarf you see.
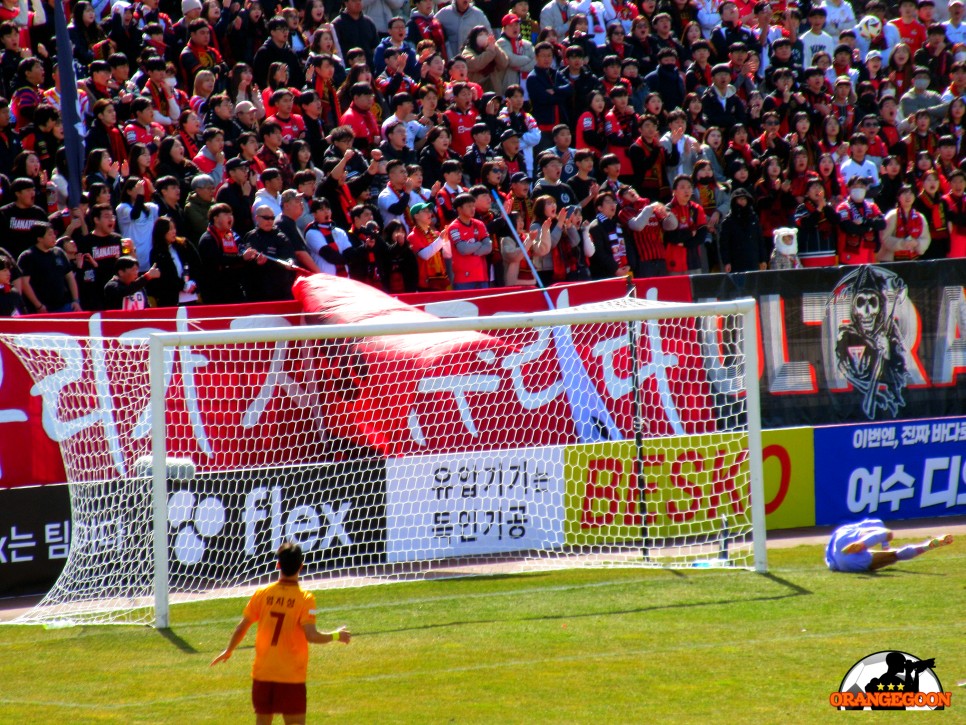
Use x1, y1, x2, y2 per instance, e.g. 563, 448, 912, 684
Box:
197, 202, 256, 304
880, 183, 930, 262
723, 124, 760, 180
178, 18, 224, 88
339, 84, 381, 152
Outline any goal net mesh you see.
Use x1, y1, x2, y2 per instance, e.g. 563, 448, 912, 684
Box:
5, 297, 759, 627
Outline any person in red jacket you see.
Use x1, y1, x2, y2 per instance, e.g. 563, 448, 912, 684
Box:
447, 192, 492, 289
338, 83, 381, 152
265, 89, 307, 149
124, 97, 165, 158
944, 169, 966, 257
664, 174, 708, 275
836, 176, 886, 265
442, 81, 480, 155
443, 82, 480, 156
603, 86, 638, 183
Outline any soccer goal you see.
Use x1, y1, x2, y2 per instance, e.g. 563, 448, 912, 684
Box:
9, 296, 765, 628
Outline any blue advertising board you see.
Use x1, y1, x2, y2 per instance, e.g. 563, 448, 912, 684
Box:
814, 416, 966, 526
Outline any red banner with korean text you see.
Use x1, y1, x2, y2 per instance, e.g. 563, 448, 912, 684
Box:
295, 275, 713, 459
0, 277, 696, 489
0, 301, 301, 489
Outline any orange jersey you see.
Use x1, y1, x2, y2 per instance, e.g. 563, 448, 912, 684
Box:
243, 580, 317, 683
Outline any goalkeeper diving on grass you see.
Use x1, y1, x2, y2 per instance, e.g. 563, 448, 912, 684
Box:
211, 542, 351, 724
825, 518, 954, 573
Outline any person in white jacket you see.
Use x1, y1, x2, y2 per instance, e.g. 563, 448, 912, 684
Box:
497, 87, 542, 174
583, 0, 612, 45
878, 184, 931, 262
251, 169, 284, 222
660, 110, 701, 187
854, 3, 901, 65
801, 7, 837, 68
304, 198, 352, 275
116, 177, 159, 266
539, 0, 580, 38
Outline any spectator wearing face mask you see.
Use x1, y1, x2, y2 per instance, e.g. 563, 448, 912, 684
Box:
838, 176, 887, 266
898, 65, 950, 125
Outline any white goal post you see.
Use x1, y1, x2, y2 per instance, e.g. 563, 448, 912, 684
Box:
13, 296, 766, 629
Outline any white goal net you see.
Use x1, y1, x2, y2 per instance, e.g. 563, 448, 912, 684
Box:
5, 295, 765, 628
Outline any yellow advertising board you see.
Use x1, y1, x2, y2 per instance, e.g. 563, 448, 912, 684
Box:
563, 428, 816, 546
563, 434, 752, 546
760, 427, 815, 530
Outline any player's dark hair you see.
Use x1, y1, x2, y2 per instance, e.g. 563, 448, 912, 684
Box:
277, 542, 304, 576
91, 202, 114, 221
329, 125, 354, 143
599, 153, 620, 171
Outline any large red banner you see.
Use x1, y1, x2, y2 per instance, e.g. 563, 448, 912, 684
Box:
297, 275, 710, 458
0, 277, 696, 489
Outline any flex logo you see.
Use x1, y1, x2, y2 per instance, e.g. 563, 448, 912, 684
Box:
168, 490, 227, 565
243, 485, 352, 556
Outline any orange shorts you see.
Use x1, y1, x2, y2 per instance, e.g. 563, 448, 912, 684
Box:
252, 679, 307, 715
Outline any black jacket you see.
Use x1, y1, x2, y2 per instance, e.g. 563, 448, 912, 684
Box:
644, 65, 686, 115
718, 208, 766, 272
557, 66, 602, 126
197, 228, 248, 305
417, 146, 461, 188
587, 215, 631, 279
252, 39, 305, 90
241, 227, 300, 301
148, 239, 203, 308
215, 181, 257, 238
701, 86, 747, 130
793, 201, 838, 260
332, 12, 380, 69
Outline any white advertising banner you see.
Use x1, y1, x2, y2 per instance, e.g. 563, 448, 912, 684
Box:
385, 446, 566, 563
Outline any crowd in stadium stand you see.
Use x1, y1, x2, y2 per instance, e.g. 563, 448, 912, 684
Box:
0, 0, 963, 313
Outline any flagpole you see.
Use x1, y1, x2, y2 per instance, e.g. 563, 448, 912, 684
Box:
52, 0, 86, 209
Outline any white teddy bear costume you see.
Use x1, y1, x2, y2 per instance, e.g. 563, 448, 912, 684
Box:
769, 227, 802, 270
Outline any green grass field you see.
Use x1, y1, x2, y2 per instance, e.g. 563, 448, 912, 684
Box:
0, 543, 963, 724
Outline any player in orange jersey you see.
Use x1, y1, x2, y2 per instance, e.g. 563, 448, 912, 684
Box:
211, 542, 351, 723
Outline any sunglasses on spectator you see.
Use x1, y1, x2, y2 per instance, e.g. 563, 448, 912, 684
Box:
257, 214, 275, 220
